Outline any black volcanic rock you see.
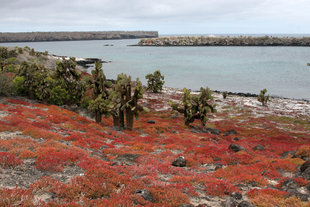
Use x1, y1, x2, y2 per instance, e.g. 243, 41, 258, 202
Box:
229, 144, 245, 152
172, 156, 186, 167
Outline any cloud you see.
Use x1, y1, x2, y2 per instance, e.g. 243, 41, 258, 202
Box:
0, 0, 309, 33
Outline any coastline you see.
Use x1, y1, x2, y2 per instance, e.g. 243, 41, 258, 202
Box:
135, 36, 310, 46
0, 31, 158, 43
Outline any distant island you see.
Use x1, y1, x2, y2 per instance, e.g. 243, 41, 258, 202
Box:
0, 31, 158, 42
135, 36, 310, 46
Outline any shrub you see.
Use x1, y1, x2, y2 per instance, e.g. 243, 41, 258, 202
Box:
258, 89, 270, 106
0, 152, 23, 168
55, 57, 85, 105
0, 72, 15, 96
222, 91, 228, 99
295, 145, 310, 159
145, 70, 165, 93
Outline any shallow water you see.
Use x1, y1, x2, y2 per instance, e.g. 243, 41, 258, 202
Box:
1, 39, 310, 100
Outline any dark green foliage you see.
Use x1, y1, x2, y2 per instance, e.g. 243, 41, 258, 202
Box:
110, 73, 145, 130
145, 70, 165, 93
258, 89, 270, 106
14, 59, 80, 106
0, 72, 15, 96
16, 62, 46, 99
222, 91, 228, 99
0, 47, 9, 59
0, 47, 18, 72
88, 61, 112, 123
171, 87, 216, 127
55, 57, 85, 105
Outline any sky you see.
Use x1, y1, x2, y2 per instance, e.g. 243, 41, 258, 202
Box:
1, 0, 310, 34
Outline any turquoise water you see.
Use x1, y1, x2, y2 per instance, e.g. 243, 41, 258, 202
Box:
1, 39, 310, 100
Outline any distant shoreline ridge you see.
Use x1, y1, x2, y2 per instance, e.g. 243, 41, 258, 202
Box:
136, 35, 310, 46
0, 31, 158, 43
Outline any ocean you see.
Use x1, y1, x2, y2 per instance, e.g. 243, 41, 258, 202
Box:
1, 38, 310, 100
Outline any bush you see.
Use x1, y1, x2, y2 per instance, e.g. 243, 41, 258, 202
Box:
258, 89, 270, 106
13, 76, 26, 95
222, 91, 228, 99
0, 73, 15, 96
145, 70, 165, 93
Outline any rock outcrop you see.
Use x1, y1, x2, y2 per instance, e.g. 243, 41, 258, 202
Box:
136, 36, 310, 46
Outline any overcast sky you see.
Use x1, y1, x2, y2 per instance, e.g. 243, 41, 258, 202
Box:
1, 0, 310, 34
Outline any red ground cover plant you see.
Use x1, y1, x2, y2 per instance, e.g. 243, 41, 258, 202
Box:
36, 149, 86, 172
0, 96, 310, 206
0, 152, 23, 168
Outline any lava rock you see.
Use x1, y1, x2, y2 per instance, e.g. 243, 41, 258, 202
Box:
172, 156, 186, 167
237, 201, 253, 207
300, 160, 310, 172
282, 151, 295, 158
204, 127, 221, 135
301, 167, 310, 180
136, 189, 154, 202
231, 192, 242, 200
229, 144, 245, 152
223, 197, 238, 207
281, 178, 298, 194
224, 129, 237, 136
253, 144, 265, 151
147, 120, 156, 124
179, 204, 194, 207
295, 193, 310, 202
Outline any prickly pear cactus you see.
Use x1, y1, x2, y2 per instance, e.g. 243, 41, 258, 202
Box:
110, 73, 144, 130
258, 88, 270, 106
88, 61, 112, 123
171, 87, 216, 127
55, 57, 85, 105
145, 70, 165, 93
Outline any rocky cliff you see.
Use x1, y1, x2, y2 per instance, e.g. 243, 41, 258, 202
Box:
136, 36, 310, 46
0, 31, 158, 42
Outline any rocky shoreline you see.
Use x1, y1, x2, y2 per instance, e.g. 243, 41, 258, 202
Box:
135, 36, 310, 46
0, 31, 158, 43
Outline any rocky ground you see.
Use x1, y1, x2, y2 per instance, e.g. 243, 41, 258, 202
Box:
0, 89, 310, 206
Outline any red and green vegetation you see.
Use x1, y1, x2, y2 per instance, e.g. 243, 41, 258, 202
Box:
0, 46, 309, 206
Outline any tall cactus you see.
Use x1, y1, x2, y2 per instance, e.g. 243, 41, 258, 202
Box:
171, 87, 216, 127
88, 61, 112, 123
110, 73, 144, 130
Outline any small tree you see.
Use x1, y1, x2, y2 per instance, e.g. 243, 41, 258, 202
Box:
171, 87, 216, 127
88, 61, 112, 123
145, 70, 165, 93
258, 89, 270, 106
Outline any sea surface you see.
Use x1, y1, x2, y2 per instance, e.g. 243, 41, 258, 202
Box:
1, 38, 310, 100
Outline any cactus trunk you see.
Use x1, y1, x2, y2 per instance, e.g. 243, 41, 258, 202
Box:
95, 111, 102, 124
